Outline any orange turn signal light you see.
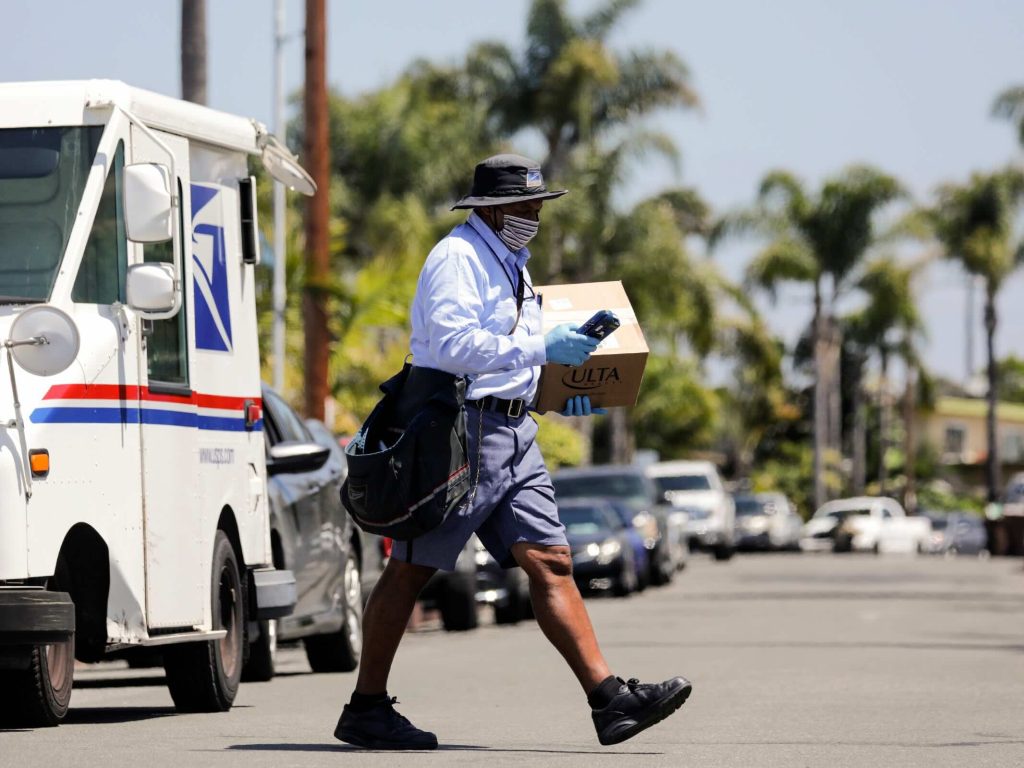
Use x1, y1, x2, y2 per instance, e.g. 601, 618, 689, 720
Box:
29, 449, 50, 478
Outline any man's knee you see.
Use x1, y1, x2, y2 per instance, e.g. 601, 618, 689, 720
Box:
378, 558, 437, 597
513, 543, 574, 582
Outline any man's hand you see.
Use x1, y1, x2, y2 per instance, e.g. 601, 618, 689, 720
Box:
561, 395, 608, 417
545, 324, 599, 367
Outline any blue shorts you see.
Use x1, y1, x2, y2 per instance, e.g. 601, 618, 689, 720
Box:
392, 407, 568, 571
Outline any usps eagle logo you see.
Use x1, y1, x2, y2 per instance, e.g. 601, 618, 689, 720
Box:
526, 169, 543, 189
191, 184, 233, 352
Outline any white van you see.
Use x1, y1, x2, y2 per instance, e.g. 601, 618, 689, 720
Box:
0, 80, 315, 726
646, 460, 736, 561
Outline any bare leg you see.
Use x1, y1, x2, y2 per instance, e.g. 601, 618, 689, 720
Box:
354, 558, 436, 695
511, 542, 612, 693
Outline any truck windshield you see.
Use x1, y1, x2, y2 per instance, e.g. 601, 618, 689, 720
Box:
0, 126, 102, 303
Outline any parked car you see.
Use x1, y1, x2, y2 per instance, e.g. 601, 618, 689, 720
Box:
560, 499, 639, 596
801, 497, 932, 554
473, 537, 533, 625
246, 387, 360, 681
605, 499, 657, 587
646, 461, 736, 561
553, 466, 677, 585
733, 493, 803, 551
922, 512, 989, 556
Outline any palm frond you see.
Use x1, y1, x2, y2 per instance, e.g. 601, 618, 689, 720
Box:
581, 0, 643, 41
744, 239, 818, 301
992, 84, 1024, 146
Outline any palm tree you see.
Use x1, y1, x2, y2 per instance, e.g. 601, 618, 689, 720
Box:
930, 169, 1024, 502
731, 167, 903, 509
992, 85, 1024, 146
845, 256, 925, 497
467, 0, 699, 179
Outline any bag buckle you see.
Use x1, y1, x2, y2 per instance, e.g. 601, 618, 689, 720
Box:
507, 399, 524, 418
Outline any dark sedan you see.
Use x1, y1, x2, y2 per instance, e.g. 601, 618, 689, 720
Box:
244, 387, 362, 681
561, 499, 638, 596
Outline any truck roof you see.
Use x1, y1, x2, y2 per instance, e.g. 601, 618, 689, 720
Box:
0, 79, 266, 155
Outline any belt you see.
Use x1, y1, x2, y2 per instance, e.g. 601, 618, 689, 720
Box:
467, 395, 527, 418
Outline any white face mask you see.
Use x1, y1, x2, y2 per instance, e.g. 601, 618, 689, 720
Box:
497, 214, 540, 251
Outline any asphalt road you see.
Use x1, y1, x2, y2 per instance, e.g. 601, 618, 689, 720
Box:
3, 553, 1023, 768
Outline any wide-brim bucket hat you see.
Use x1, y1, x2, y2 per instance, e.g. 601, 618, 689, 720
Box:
451, 153, 568, 210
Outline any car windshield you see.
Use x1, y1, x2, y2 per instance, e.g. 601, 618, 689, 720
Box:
560, 506, 609, 535
735, 497, 764, 516
0, 126, 103, 303
927, 516, 949, 530
554, 473, 649, 504
653, 474, 711, 492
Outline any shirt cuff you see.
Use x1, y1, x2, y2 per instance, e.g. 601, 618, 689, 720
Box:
523, 334, 547, 366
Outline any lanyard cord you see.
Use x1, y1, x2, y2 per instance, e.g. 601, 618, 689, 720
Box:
478, 236, 532, 333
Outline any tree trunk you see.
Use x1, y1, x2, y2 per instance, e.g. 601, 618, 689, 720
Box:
852, 358, 866, 496
180, 0, 207, 105
609, 408, 632, 465
903, 363, 917, 513
984, 287, 1000, 503
302, 0, 330, 420
812, 280, 827, 511
878, 350, 890, 496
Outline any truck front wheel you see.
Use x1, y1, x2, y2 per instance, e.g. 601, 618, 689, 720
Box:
164, 531, 244, 712
0, 636, 75, 727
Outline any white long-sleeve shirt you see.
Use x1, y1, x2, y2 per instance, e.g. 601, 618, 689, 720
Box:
409, 212, 546, 402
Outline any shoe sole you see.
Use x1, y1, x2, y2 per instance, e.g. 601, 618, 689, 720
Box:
598, 681, 693, 746
334, 727, 438, 751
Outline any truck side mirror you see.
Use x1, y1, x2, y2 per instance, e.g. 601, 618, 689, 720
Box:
124, 163, 173, 243
127, 263, 176, 315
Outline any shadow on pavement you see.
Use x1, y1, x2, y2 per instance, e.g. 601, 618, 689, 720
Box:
74, 675, 168, 689
228, 743, 663, 756
63, 706, 178, 725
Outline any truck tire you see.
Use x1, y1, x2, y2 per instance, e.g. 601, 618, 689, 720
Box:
164, 531, 244, 712
439, 573, 477, 632
241, 620, 276, 682
0, 635, 75, 728
303, 556, 363, 673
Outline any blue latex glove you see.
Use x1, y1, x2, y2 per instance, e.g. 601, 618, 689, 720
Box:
562, 395, 608, 417
544, 323, 599, 367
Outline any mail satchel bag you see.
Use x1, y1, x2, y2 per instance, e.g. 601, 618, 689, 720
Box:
341, 363, 471, 540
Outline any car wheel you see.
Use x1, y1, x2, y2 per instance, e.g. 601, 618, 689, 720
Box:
713, 543, 735, 562
304, 556, 364, 673
439, 572, 478, 632
164, 531, 244, 712
494, 569, 529, 625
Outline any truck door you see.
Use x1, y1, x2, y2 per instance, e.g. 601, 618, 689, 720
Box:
131, 127, 204, 631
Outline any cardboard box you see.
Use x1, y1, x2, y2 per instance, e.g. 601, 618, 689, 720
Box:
534, 281, 649, 412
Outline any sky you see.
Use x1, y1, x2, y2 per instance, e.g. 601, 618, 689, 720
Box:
3, 0, 1023, 383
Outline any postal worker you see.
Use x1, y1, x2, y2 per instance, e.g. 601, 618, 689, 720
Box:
335, 154, 691, 750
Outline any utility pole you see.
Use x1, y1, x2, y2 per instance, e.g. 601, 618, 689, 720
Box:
272, 0, 287, 392
180, 0, 207, 104
302, 0, 330, 420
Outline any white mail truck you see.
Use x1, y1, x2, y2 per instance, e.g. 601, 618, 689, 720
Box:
0, 80, 316, 726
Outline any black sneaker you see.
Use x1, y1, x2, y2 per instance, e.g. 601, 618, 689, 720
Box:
592, 676, 692, 746
334, 697, 438, 750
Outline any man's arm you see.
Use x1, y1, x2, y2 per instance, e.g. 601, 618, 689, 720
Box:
421, 247, 546, 375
